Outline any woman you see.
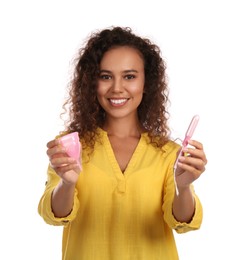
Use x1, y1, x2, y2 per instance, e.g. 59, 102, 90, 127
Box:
38, 26, 207, 260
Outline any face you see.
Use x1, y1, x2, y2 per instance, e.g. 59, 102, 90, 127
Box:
97, 46, 145, 122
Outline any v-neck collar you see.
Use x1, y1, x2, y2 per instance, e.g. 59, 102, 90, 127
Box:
99, 128, 146, 179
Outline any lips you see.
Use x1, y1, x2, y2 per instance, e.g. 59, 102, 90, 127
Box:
109, 98, 128, 106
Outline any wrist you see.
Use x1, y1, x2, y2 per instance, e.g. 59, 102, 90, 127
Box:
61, 179, 76, 189
176, 184, 192, 195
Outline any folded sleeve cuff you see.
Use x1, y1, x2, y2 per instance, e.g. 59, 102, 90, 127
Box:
165, 193, 203, 234
38, 187, 80, 226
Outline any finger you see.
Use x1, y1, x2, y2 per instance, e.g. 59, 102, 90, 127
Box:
177, 161, 203, 177
188, 140, 204, 150
183, 147, 207, 162
58, 163, 81, 174
178, 156, 206, 172
47, 145, 66, 157
47, 139, 60, 148
53, 163, 81, 177
50, 156, 76, 168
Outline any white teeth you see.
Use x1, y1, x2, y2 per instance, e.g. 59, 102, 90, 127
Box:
110, 99, 127, 104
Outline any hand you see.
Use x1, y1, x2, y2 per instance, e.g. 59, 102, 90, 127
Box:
175, 140, 207, 190
46, 138, 81, 185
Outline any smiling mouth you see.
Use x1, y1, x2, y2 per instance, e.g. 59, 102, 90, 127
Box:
109, 98, 129, 106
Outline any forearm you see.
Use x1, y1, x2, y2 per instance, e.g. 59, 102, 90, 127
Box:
51, 180, 76, 218
172, 186, 195, 223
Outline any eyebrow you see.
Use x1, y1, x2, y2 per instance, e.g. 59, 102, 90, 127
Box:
99, 69, 139, 73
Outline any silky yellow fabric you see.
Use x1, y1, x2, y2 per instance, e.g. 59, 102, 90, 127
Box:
38, 128, 203, 260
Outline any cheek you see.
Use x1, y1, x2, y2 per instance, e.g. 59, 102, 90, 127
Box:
132, 77, 145, 93
96, 83, 108, 96
131, 83, 145, 96
96, 86, 106, 107
96, 86, 104, 101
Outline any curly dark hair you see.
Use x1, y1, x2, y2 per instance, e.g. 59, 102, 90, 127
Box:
61, 26, 170, 150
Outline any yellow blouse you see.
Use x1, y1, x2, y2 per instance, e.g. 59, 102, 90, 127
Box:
38, 128, 203, 260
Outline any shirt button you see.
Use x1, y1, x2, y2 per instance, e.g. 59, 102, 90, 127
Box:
117, 180, 126, 193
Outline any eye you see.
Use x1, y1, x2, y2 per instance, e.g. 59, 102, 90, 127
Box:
124, 74, 136, 80
99, 74, 112, 80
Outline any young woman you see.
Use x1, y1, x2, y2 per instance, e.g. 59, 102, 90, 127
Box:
38, 26, 207, 260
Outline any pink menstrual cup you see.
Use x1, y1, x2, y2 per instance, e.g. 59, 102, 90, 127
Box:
59, 132, 82, 170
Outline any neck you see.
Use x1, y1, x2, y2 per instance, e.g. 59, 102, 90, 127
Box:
102, 116, 143, 138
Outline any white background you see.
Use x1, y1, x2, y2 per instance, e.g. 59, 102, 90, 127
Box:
1, 0, 245, 259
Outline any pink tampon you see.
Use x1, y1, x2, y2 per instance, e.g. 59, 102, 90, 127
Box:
182, 115, 200, 147
174, 115, 200, 195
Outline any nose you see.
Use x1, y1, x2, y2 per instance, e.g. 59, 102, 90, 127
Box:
111, 77, 124, 93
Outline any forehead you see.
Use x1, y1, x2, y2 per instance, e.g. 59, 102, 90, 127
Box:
100, 46, 144, 70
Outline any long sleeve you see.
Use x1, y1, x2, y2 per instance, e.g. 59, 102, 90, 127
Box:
162, 163, 203, 234
38, 165, 80, 226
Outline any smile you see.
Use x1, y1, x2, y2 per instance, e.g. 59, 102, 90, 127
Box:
109, 98, 128, 106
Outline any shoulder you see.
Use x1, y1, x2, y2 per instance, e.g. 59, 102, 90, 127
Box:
142, 133, 180, 153
162, 140, 181, 153
141, 135, 180, 166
